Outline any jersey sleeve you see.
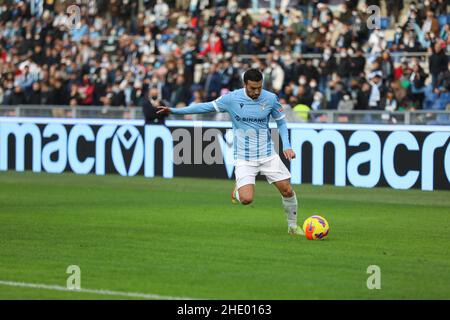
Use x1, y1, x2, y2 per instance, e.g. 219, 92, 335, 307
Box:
170, 102, 216, 115
270, 95, 286, 121
212, 92, 233, 113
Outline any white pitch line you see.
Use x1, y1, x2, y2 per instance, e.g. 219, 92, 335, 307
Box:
0, 280, 197, 300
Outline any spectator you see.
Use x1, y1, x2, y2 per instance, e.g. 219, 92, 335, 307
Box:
296, 85, 313, 108
437, 61, 450, 91
0, 0, 448, 121
409, 62, 428, 108
351, 47, 366, 78
319, 46, 336, 93
204, 64, 222, 101
368, 28, 387, 56
440, 24, 449, 42
381, 90, 398, 112
431, 87, 450, 111
337, 49, 352, 85
27, 82, 42, 105
264, 61, 285, 94
199, 32, 224, 58
311, 91, 325, 111
142, 86, 168, 125
11, 86, 26, 105
386, 0, 404, 24
356, 82, 371, 111
154, 0, 170, 28
422, 10, 440, 36
368, 71, 384, 110
429, 41, 449, 88
79, 75, 95, 106
337, 92, 355, 112
170, 75, 191, 107
15, 65, 34, 94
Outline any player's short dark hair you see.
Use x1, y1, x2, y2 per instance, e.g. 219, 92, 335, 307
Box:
243, 68, 263, 84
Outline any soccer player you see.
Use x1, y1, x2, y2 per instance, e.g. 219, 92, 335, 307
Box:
156, 69, 304, 236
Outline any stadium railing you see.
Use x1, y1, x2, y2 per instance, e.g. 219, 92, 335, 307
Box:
1, 105, 449, 125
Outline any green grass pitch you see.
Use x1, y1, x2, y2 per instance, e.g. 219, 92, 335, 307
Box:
0, 171, 449, 300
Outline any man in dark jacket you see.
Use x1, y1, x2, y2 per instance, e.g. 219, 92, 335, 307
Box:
142, 86, 168, 125
356, 81, 371, 111
429, 42, 449, 89
27, 82, 42, 105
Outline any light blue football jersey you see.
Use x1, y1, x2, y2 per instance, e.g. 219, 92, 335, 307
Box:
212, 89, 288, 161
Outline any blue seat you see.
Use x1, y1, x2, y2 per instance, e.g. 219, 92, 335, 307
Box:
380, 17, 390, 30
427, 114, 450, 125
438, 15, 448, 27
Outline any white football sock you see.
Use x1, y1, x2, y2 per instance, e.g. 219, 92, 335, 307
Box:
282, 192, 298, 228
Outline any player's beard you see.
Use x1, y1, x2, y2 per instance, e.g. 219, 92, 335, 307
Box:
246, 90, 259, 100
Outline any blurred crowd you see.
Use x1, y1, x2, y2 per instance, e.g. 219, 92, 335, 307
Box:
0, 0, 449, 123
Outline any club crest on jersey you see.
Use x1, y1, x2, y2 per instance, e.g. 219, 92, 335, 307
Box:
260, 102, 267, 110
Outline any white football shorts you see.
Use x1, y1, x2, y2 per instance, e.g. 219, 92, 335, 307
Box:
234, 154, 291, 189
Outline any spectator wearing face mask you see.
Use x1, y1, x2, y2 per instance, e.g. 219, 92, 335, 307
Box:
337, 49, 352, 87
368, 71, 384, 110
142, 86, 168, 125
368, 28, 387, 56
337, 92, 355, 112
319, 47, 336, 93
311, 91, 325, 111
199, 32, 224, 58
1, 0, 449, 117
265, 61, 285, 94
309, 79, 319, 95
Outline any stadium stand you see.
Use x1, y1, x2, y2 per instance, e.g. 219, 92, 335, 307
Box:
0, 0, 449, 123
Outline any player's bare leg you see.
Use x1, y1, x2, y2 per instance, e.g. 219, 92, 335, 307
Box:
273, 179, 304, 236
231, 184, 254, 205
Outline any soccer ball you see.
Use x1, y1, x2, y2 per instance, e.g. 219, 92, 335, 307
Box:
303, 215, 330, 240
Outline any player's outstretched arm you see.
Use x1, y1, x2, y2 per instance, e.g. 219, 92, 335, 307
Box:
156, 102, 216, 116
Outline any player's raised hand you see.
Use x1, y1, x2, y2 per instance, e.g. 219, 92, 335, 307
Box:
156, 106, 171, 115
283, 149, 296, 161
